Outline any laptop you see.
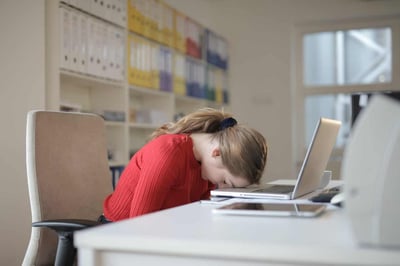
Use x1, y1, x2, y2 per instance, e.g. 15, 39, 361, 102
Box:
211, 117, 341, 200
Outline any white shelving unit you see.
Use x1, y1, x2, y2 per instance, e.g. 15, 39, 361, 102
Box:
45, 0, 229, 169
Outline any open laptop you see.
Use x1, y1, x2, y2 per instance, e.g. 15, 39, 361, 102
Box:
211, 117, 341, 200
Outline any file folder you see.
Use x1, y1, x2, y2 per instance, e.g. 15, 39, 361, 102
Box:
77, 11, 88, 74
173, 52, 186, 95
150, 42, 160, 89
59, 6, 72, 70
173, 9, 186, 53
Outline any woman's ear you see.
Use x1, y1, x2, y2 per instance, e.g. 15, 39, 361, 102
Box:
212, 148, 221, 157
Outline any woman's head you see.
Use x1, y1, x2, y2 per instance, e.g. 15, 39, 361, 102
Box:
150, 108, 268, 185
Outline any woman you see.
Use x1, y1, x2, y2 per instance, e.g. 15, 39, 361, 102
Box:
101, 108, 268, 222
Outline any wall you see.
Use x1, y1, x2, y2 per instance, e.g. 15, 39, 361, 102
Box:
0, 1, 45, 265
1, 0, 400, 264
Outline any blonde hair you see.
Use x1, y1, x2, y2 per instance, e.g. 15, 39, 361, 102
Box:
150, 108, 268, 184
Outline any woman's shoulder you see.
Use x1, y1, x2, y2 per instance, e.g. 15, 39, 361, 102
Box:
133, 133, 198, 169
147, 134, 192, 149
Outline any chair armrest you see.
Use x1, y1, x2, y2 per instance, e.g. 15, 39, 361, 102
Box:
32, 219, 100, 233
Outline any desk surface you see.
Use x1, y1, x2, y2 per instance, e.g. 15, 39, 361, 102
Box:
75, 182, 400, 266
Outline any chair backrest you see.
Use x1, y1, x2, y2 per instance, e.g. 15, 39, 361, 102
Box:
23, 111, 113, 265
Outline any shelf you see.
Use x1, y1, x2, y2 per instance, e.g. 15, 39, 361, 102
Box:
60, 69, 124, 90
129, 122, 160, 130
129, 85, 173, 98
49, 0, 229, 173
109, 160, 127, 167
105, 121, 125, 127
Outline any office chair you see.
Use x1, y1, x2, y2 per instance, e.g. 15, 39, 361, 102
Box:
22, 111, 113, 266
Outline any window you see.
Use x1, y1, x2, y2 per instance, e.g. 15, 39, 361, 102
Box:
304, 93, 351, 148
293, 17, 400, 178
303, 27, 392, 87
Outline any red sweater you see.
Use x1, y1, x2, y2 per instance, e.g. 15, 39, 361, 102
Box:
103, 134, 215, 221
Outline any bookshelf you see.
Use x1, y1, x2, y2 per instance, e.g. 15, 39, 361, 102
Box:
45, 0, 229, 174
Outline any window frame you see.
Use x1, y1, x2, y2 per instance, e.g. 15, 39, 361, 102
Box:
291, 16, 400, 176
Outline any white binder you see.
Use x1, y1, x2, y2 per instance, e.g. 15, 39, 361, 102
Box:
77, 12, 88, 74
59, 6, 71, 70
87, 17, 99, 77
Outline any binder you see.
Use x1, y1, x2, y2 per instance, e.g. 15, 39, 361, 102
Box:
127, 34, 145, 86
191, 61, 206, 99
87, 16, 97, 76
148, 0, 158, 42
206, 29, 229, 70
161, 1, 173, 47
128, 0, 144, 34
87, 17, 105, 77
222, 73, 229, 104
127, 0, 136, 32
173, 52, 185, 95
143, 0, 152, 39
185, 58, 198, 97
193, 61, 201, 98
159, 47, 166, 91
185, 17, 202, 59
185, 17, 193, 57
150, 42, 160, 89
59, 6, 72, 70
173, 9, 185, 53
159, 46, 172, 92
153, 0, 163, 43
137, 38, 145, 87
166, 48, 172, 92
114, 27, 125, 81
205, 29, 214, 66
206, 66, 215, 101
77, 11, 88, 74
98, 21, 109, 78
110, 165, 125, 190
117, 0, 127, 28
198, 62, 206, 99
143, 39, 152, 88
135, 0, 145, 35
215, 69, 223, 104
127, 34, 137, 85
107, 25, 125, 80
216, 35, 228, 70
59, 6, 89, 74
70, 9, 80, 72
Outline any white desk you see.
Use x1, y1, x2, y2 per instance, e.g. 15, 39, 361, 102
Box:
75, 192, 400, 266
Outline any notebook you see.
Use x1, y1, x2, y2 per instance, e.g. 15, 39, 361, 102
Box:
211, 117, 341, 200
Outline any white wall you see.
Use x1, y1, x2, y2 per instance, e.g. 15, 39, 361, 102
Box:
0, 1, 45, 265
1, 0, 400, 264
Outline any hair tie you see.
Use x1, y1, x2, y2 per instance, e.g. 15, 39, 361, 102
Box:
220, 117, 237, 130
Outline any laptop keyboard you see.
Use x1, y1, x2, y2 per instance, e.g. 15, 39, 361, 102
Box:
254, 185, 294, 194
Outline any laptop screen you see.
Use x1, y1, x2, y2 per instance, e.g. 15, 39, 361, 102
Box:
292, 118, 341, 198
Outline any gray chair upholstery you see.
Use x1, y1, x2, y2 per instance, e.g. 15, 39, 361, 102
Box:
23, 111, 113, 266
